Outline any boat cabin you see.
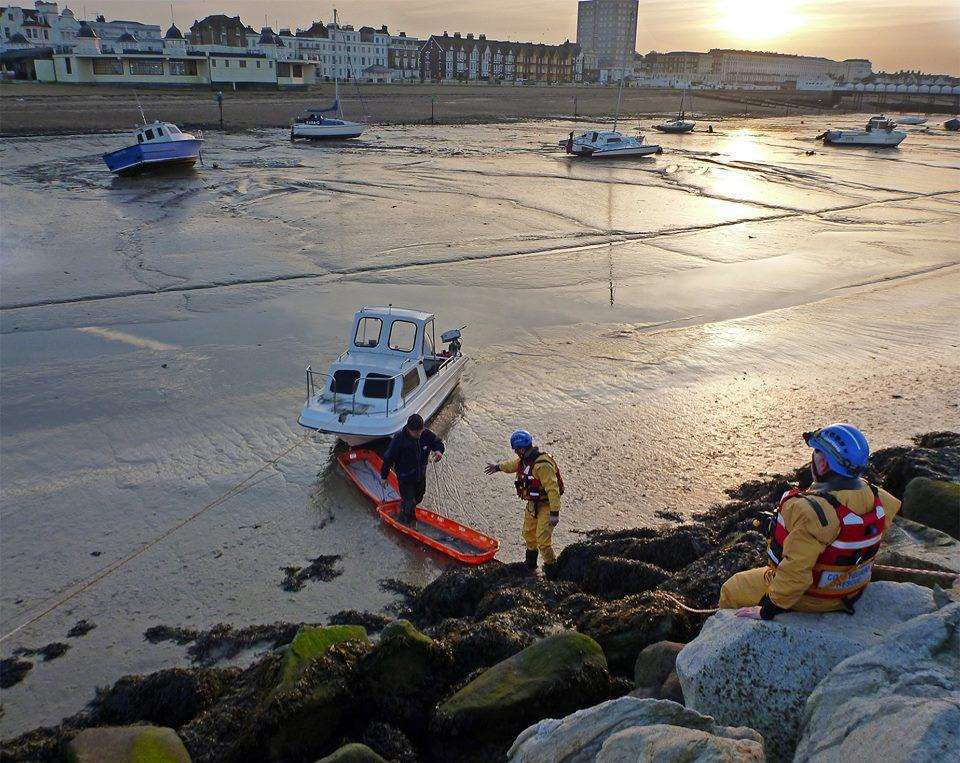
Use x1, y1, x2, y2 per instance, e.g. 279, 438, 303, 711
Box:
320, 306, 455, 414
866, 116, 895, 132
135, 121, 185, 144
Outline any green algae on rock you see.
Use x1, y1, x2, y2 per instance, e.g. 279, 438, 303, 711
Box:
277, 625, 369, 690
66, 726, 190, 763
317, 742, 388, 763
901, 477, 960, 539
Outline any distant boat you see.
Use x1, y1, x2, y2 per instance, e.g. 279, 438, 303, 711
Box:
944, 117, 960, 131
291, 9, 365, 141
655, 90, 695, 133
895, 115, 927, 125
817, 115, 906, 147
563, 129, 662, 157
102, 121, 202, 175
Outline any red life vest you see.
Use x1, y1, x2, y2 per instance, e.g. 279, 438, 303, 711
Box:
515, 452, 565, 503
767, 484, 886, 600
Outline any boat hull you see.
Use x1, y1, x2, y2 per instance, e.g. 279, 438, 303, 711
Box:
103, 138, 202, 175
291, 121, 364, 139
578, 144, 662, 158
822, 130, 906, 147
654, 122, 695, 133
298, 354, 467, 445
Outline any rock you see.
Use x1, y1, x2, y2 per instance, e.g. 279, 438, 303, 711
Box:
795, 602, 960, 763
662, 535, 766, 608
676, 582, 935, 762
277, 625, 369, 690
577, 590, 699, 675
432, 631, 611, 761
315, 742, 387, 763
359, 721, 417, 763
583, 557, 669, 598
443, 609, 552, 681
598, 723, 765, 762
633, 641, 683, 693
355, 620, 451, 736
867, 435, 960, 498
413, 563, 530, 623
877, 516, 960, 574
90, 667, 240, 729
659, 670, 684, 704
66, 725, 191, 763
507, 696, 763, 762
900, 477, 960, 539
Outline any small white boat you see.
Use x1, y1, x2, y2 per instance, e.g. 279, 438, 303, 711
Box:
291, 109, 364, 140
818, 116, 907, 147
102, 121, 202, 176
564, 129, 662, 158
895, 115, 927, 125
655, 90, 695, 133
298, 306, 468, 446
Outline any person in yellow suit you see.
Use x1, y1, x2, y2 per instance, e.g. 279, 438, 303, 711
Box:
720, 424, 901, 620
485, 429, 564, 573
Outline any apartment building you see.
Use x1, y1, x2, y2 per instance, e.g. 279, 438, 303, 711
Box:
420, 31, 582, 83
576, 0, 637, 68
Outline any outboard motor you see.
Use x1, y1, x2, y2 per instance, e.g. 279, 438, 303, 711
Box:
441, 326, 466, 356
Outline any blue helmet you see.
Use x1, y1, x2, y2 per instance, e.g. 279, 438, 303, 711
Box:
803, 424, 869, 477
510, 429, 533, 450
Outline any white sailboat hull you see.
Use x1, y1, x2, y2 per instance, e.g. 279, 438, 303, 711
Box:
291, 121, 365, 139
299, 355, 467, 445
654, 120, 695, 134
578, 143, 662, 158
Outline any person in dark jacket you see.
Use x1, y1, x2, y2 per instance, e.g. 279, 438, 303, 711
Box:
380, 414, 444, 523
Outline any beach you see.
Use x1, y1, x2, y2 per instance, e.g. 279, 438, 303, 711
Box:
1, 113, 959, 737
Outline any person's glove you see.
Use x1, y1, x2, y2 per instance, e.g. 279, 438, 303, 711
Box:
484, 463, 499, 475
549, 512, 560, 527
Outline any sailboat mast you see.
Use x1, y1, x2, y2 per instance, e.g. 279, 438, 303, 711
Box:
333, 8, 342, 118
612, 56, 627, 132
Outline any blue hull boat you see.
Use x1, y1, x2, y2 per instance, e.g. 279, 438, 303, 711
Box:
103, 138, 202, 175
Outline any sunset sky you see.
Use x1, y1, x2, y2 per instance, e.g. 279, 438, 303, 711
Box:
86, 1, 959, 74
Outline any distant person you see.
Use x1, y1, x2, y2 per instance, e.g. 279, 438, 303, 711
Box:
485, 430, 564, 573
719, 424, 900, 620
707, 124, 714, 133
380, 414, 444, 523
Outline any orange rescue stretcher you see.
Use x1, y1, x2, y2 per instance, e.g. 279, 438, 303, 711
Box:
336, 448, 499, 565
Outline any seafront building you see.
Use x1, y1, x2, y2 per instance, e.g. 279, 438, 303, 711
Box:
419, 31, 582, 83
576, 0, 638, 68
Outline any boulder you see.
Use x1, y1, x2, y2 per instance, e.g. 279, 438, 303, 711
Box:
315, 743, 387, 763
355, 620, 451, 736
900, 478, 960, 540
583, 557, 669, 599
659, 671, 684, 704
597, 723, 765, 762
507, 696, 763, 762
877, 516, 960, 574
676, 582, 935, 762
432, 631, 611, 761
867, 435, 960, 498
67, 725, 191, 763
633, 641, 683, 696
277, 625, 369, 690
795, 602, 960, 763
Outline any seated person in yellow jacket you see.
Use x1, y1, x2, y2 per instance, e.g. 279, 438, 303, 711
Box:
485, 429, 563, 573
721, 424, 900, 620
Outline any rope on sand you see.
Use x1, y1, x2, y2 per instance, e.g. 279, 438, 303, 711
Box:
0, 434, 315, 644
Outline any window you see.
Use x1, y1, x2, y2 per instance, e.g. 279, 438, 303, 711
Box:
354, 317, 382, 348
330, 369, 360, 394
156, 126, 166, 136
224, 59, 230, 67
211, 59, 217, 67
363, 373, 395, 399
64, 57, 72, 74
167, 125, 181, 134
423, 320, 435, 356
292, 63, 302, 77
168, 59, 197, 76
402, 369, 420, 397
137, 132, 143, 143
129, 58, 164, 75
239, 59, 246, 68
144, 129, 154, 140
256, 60, 261, 68
388, 321, 417, 353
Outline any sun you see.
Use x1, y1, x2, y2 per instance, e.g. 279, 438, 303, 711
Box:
716, 0, 804, 43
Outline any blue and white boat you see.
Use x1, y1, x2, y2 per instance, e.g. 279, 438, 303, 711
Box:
102, 121, 203, 176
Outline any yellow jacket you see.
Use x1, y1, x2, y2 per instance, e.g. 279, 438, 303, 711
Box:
498, 453, 562, 513
768, 481, 901, 611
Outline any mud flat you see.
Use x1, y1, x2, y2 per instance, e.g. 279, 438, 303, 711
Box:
1, 116, 958, 735
0, 81, 846, 136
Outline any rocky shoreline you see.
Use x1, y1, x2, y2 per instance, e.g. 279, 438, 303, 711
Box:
2, 432, 957, 762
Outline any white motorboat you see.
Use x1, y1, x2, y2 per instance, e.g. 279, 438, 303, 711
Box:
564, 129, 662, 157
895, 115, 927, 125
655, 90, 695, 133
290, 9, 365, 141
818, 115, 907, 147
298, 306, 468, 446
291, 109, 365, 140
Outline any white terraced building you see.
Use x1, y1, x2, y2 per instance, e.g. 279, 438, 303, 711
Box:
0, 1, 160, 53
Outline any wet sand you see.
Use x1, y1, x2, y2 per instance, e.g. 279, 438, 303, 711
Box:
1, 115, 959, 734
0, 81, 845, 136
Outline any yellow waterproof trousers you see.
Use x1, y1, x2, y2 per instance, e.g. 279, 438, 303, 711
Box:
522, 501, 555, 564
718, 566, 847, 613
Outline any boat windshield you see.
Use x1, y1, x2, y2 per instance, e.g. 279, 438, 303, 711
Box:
355, 317, 382, 348
388, 320, 417, 353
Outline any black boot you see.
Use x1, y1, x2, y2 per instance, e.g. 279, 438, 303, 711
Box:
542, 561, 557, 580
525, 549, 539, 572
